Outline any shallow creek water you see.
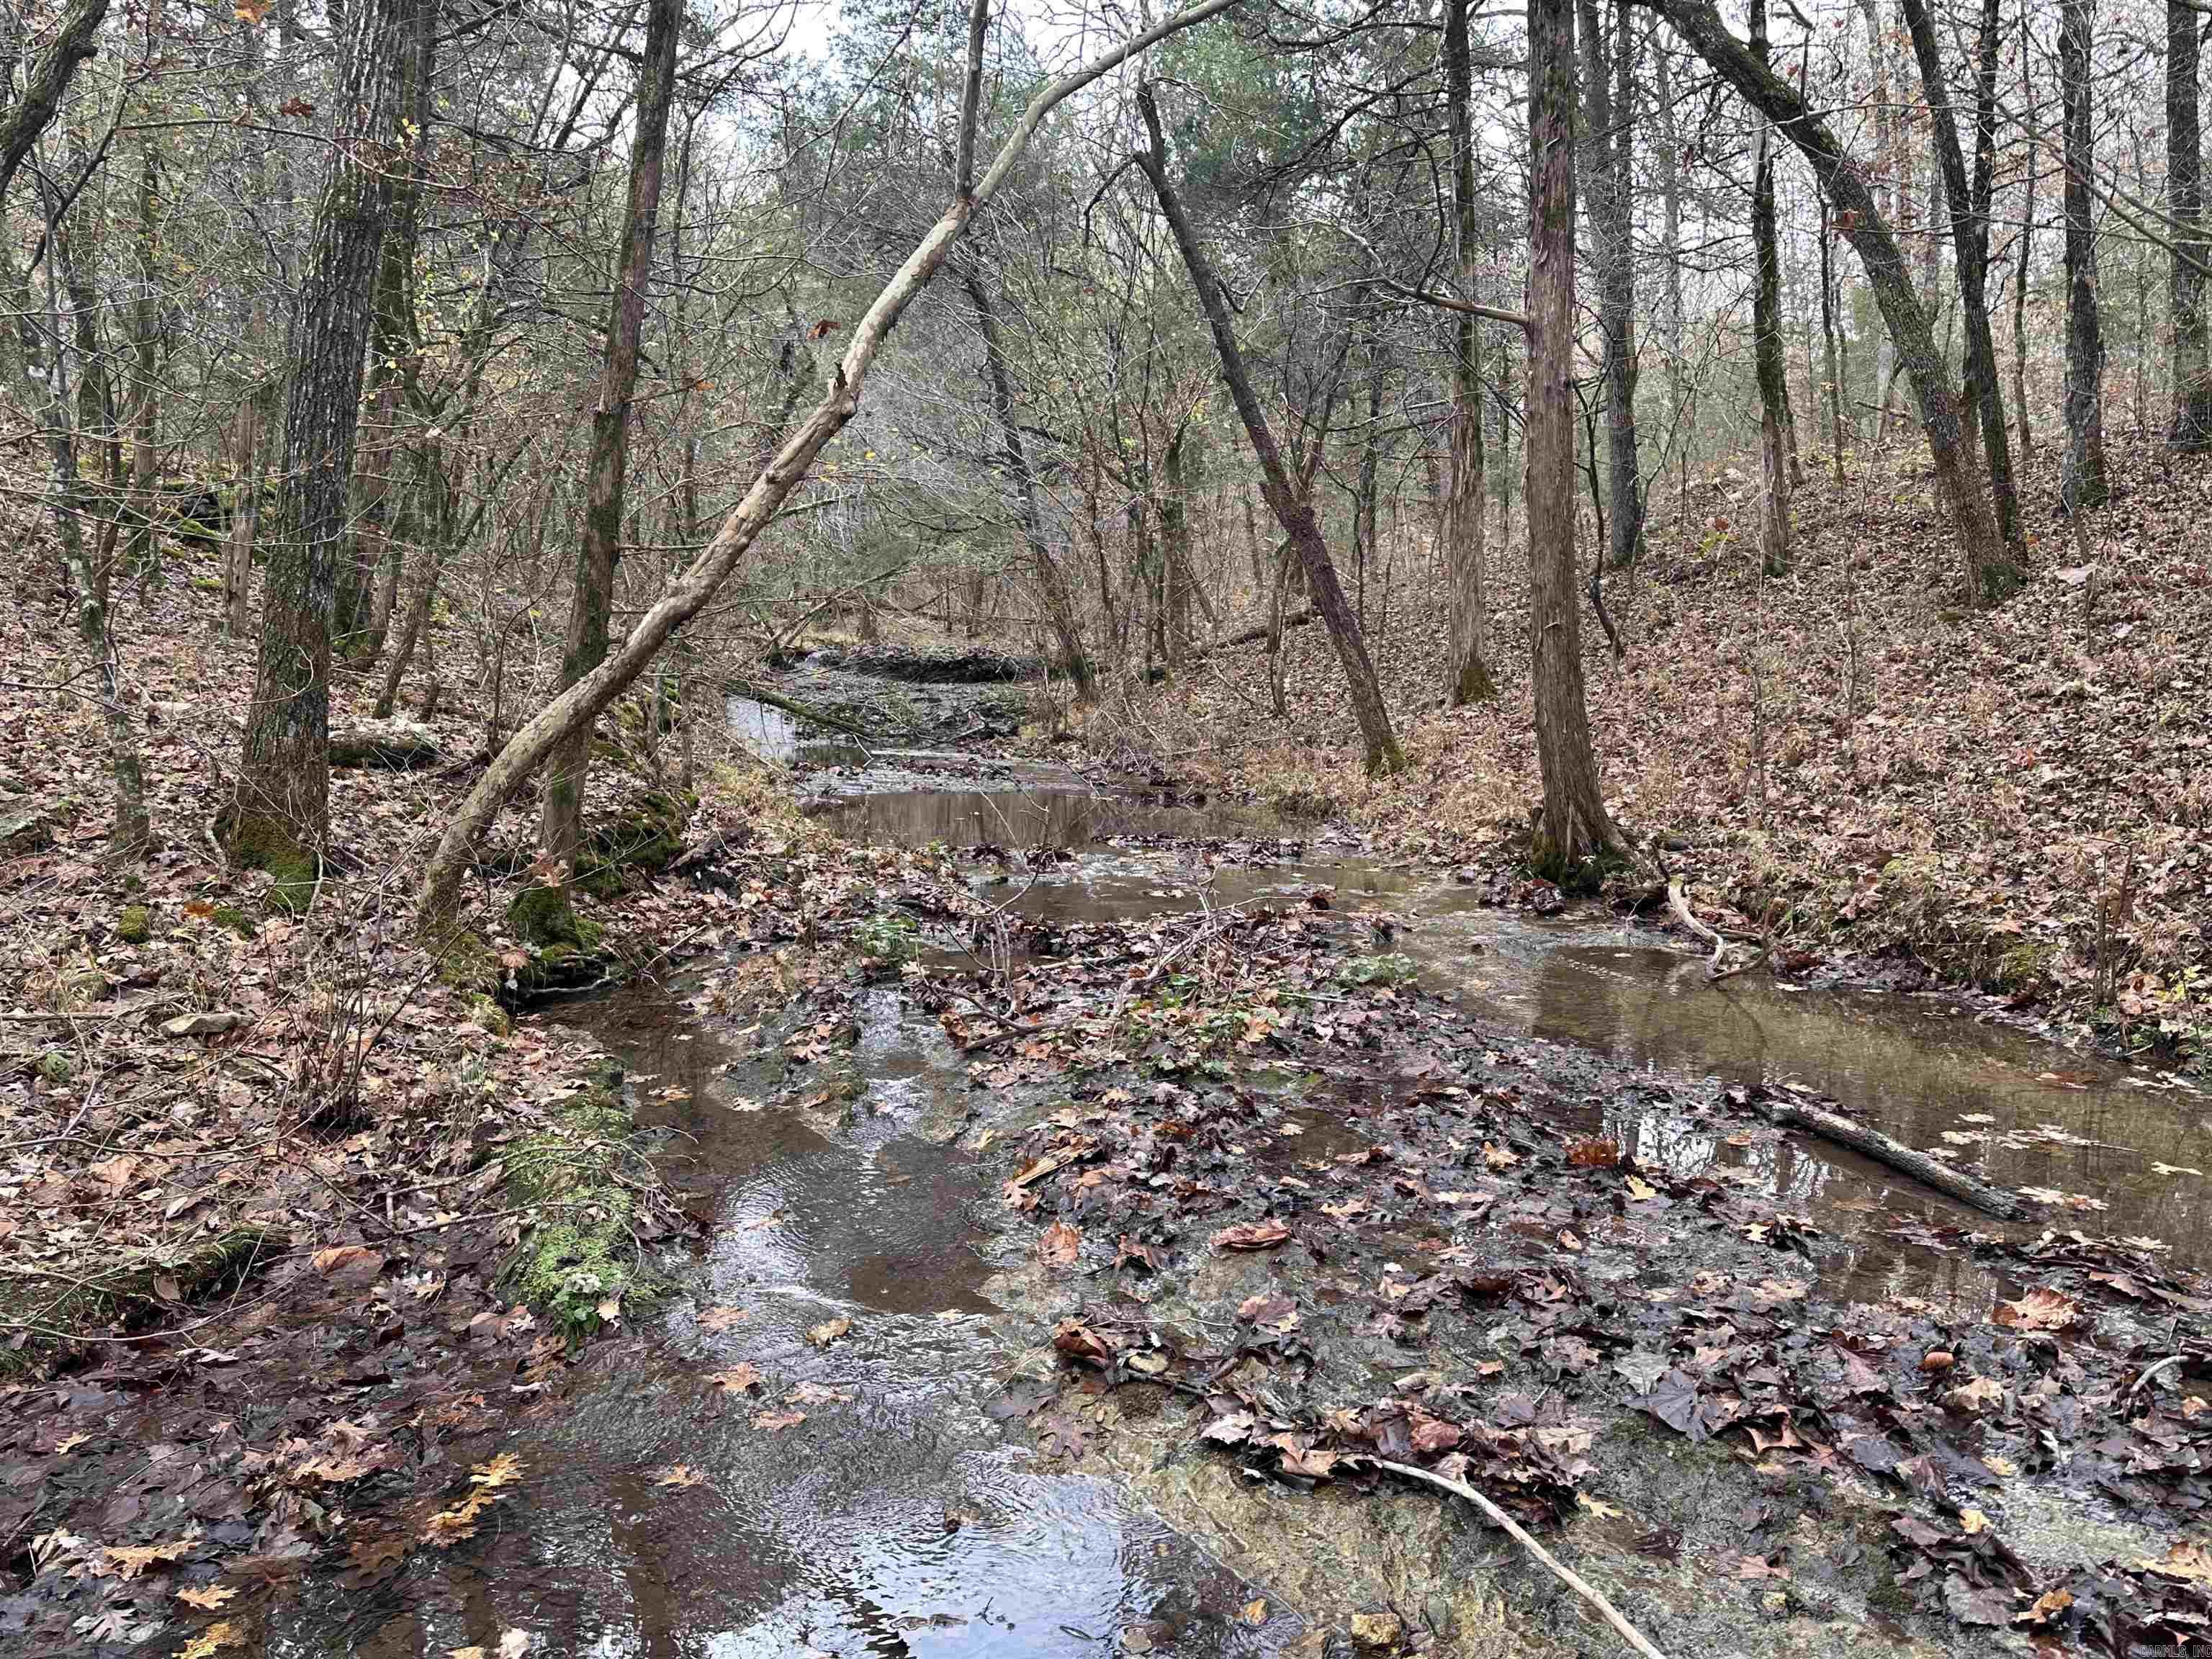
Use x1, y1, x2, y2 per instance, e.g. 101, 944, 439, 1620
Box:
276, 714, 2204, 1655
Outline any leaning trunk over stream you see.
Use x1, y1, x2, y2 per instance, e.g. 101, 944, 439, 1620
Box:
414, 0, 1246, 925
1641, 0, 2008, 602
1133, 81, 1404, 775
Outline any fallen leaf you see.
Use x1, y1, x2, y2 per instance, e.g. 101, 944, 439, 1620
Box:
706, 1363, 763, 1394
698, 1305, 748, 1332
1992, 1287, 2078, 1331
176, 1585, 237, 1609
1037, 1221, 1082, 1267
1624, 1174, 1658, 1202
652, 1464, 706, 1488
1052, 1319, 1118, 1367
498, 1631, 533, 1659
1210, 1220, 1291, 1251
806, 1317, 851, 1349
1241, 1599, 1269, 1626
752, 1408, 806, 1432
179, 1624, 244, 1658
311, 1245, 385, 1285
2138, 1541, 2212, 1583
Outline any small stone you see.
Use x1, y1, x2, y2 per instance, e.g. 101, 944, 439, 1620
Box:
162, 1011, 242, 1038
1350, 1611, 1403, 1651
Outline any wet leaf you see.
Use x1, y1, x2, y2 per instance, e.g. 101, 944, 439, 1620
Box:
1051, 1319, 1117, 1367
1624, 1174, 1658, 1201
653, 1464, 706, 1488
177, 1585, 236, 1609
310, 1244, 385, 1285
1037, 1221, 1082, 1267
707, 1363, 763, 1394
806, 1317, 852, 1349
698, 1305, 748, 1331
2138, 1541, 2212, 1583
1237, 1294, 1298, 1331
1566, 1138, 1619, 1168
752, 1408, 807, 1431
179, 1624, 244, 1658
1992, 1287, 2078, 1331
1202, 1411, 1256, 1445
1210, 1219, 1290, 1251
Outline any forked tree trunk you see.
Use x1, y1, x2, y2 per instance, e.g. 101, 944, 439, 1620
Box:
539, 0, 681, 892
2057, 0, 2108, 511
1899, 0, 2022, 573
2170, 0, 2212, 449
414, 0, 1244, 925
1529, 0, 1615, 873
1645, 0, 2007, 598
229, 0, 411, 886
1442, 0, 1496, 703
1133, 81, 1404, 775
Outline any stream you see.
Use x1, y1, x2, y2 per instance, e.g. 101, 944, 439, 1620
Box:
271, 680, 2207, 1657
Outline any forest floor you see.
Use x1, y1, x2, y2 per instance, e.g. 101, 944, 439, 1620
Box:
2, 444, 2208, 1658
1105, 440, 2212, 1076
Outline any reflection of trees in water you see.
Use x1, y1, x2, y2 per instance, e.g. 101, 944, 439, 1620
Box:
1523, 945, 2212, 1273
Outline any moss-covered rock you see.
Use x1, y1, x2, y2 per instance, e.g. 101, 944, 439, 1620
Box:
225, 809, 320, 912
498, 1061, 663, 1339
35, 1051, 73, 1084
467, 993, 512, 1037
115, 904, 153, 943
508, 882, 589, 948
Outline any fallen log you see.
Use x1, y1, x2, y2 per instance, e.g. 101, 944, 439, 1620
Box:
330, 729, 444, 770
1743, 1084, 2022, 1220
719, 677, 875, 739
1143, 606, 1319, 683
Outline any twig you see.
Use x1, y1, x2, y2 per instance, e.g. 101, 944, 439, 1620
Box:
1367, 1458, 1669, 1659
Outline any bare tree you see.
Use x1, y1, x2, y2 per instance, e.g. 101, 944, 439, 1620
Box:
1748, 0, 1790, 577
2170, 0, 2212, 449
1529, 0, 1615, 871
2058, 0, 2108, 511
1132, 81, 1405, 775
1442, 0, 1497, 703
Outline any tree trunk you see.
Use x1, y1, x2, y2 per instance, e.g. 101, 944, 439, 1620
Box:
1529, 0, 1615, 874
6, 219, 149, 855
1645, 0, 2005, 595
1857, 0, 1895, 441
1163, 423, 1197, 664
1132, 81, 1405, 775
1900, 0, 2023, 575
2015, 7, 2036, 469
229, 0, 412, 887
1582, 0, 1642, 570
414, 0, 1244, 925
1652, 27, 1690, 448
126, 36, 161, 588
2058, 0, 2108, 511
959, 264, 1097, 699
1819, 192, 1847, 487
1750, 0, 1791, 577
1443, 0, 1497, 703
539, 0, 681, 893
2170, 0, 2212, 449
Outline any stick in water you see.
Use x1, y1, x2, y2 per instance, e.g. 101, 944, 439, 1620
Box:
1367, 1457, 1670, 1659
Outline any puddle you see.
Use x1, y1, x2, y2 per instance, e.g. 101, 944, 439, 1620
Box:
824, 777, 2208, 1292
263, 981, 1296, 1658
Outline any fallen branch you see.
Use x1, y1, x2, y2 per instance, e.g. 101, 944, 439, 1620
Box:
1746, 1084, 2023, 1220
1666, 877, 1727, 974
720, 675, 875, 740
1367, 1458, 1669, 1659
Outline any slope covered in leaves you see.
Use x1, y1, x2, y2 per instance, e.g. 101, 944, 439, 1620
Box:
1121, 443, 2211, 1067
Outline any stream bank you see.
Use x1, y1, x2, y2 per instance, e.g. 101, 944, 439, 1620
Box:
78, 666, 2208, 1659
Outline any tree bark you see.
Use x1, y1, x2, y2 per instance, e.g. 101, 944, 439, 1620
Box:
1443, 0, 1497, 704
2170, 0, 2212, 449
1529, 0, 1615, 874
2015, 8, 2036, 469
539, 0, 682, 891
960, 263, 1097, 700
1132, 81, 1404, 775
1749, 0, 1791, 577
415, 0, 1246, 925
125, 22, 161, 588
1581, 0, 1642, 570
2057, 0, 2108, 511
229, 0, 412, 885
0, 0, 109, 207
1899, 0, 2024, 580
1642, 0, 2005, 595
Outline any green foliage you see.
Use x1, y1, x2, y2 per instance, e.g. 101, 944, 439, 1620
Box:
1336, 952, 1419, 988
114, 904, 153, 943
854, 909, 920, 966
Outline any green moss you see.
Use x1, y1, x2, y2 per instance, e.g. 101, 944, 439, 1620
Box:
35, 1051, 73, 1084
508, 883, 587, 948
210, 904, 257, 939
1987, 940, 2059, 994
577, 789, 694, 899
1336, 952, 1419, 988
115, 904, 153, 943
227, 811, 320, 912
467, 993, 512, 1036
498, 1061, 662, 1338
435, 929, 502, 997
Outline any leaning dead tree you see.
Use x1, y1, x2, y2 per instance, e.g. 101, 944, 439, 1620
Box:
415, 0, 1246, 924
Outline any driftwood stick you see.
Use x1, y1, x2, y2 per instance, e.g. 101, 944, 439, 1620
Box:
1666, 877, 1728, 975
1368, 1458, 1669, 1659
1748, 1088, 2022, 1219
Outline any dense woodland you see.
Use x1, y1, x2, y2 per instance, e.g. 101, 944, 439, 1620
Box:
1, 0, 2203, 909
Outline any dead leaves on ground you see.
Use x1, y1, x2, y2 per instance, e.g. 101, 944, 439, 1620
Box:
422, 1453, 523, 1547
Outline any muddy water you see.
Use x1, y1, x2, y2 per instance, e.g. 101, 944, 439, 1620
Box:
266, 985, 1296, 1658
818, 775, 2212, 1295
